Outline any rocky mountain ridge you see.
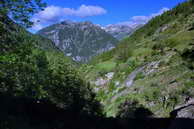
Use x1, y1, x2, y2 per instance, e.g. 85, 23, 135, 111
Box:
37, 20, 119, 62
103, 24, 142, 40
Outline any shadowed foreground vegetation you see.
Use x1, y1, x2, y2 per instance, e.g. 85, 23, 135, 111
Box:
1, 94, 194, 129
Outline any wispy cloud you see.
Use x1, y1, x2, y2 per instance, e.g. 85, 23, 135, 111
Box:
114, 7, 169, 28
73, 5, 107, 17
31, 5, 107, 31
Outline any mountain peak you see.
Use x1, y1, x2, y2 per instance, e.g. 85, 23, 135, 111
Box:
103, 24, 142, 40
37, 21, 118, 62
60, 20, 75, 25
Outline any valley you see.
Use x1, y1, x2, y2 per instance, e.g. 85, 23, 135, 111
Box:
1, 0, 194, 129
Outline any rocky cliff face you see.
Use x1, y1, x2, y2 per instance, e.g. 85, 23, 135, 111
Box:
37, 21, 118, 62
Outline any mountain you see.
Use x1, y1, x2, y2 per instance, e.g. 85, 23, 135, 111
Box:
37, 21, 118, 62
103, 24, 142, 40
81, 0, 194, 117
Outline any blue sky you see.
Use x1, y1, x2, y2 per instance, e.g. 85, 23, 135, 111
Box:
31, 0, 186, 32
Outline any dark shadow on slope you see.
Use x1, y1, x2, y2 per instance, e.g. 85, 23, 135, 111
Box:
1, 94, 194, 129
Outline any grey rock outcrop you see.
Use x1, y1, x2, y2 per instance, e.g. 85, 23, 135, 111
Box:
37, 21, 118, 62
170, 98, 194, 118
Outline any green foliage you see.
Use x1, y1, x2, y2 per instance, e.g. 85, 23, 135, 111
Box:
130, 0, 194, 39
0, 0, 46, 27
90, 49, 116, 64
152, 42, 166, 51
116, 99, 153, 118
126, 58, 140, 69
178, 81, 194, 97
0, 14, 103, 117
134, 72, 145, 81
95, 61, 116, 75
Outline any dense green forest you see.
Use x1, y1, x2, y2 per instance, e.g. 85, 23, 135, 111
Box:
0, 1, 103, 128
0, 12, 101, 113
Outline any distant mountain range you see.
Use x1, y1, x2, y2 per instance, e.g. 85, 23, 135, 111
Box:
37, 21, 119, 62
103, 24, 142, 40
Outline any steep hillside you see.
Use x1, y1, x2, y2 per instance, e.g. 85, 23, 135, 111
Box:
37, 21, 118, 62
0, 14, 60, 53
81, 0, 194, 117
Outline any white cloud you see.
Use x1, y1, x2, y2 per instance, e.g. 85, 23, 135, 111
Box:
31, 5, 107, 31
151, 7, 169, 17
114, 7, 170, 28
75, 5, 107, 17
32, 24, 44, 31
131, 16, 150, 24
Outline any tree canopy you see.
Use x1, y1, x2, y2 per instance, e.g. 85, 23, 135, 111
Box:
0, 0, 46, 27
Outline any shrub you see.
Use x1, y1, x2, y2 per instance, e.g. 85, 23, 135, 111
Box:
134, 72, 145, 81
152, 42, 166, 51
116, 99, 153, 118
